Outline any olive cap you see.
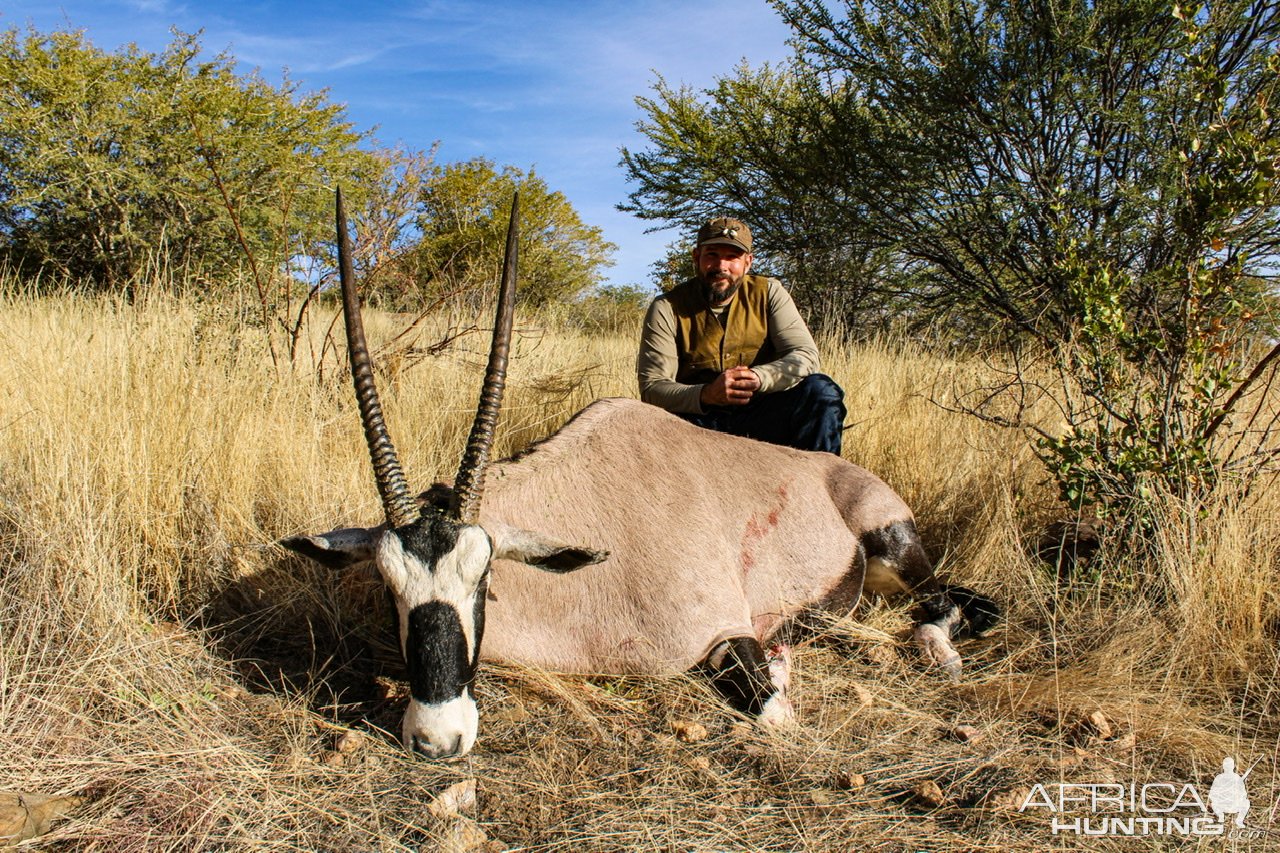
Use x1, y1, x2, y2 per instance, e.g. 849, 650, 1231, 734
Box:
696, 217, 752, 253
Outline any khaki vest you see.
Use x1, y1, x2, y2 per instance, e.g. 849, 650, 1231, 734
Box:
664, 274, 776, 386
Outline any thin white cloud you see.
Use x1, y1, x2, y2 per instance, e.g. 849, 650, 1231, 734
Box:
126, 0, 180, 13
223, 31, 389, 74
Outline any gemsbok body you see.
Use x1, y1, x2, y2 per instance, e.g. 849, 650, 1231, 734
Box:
283, 191, 998, 759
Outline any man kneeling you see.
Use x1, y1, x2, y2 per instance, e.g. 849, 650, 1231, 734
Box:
636, 216, 846, 454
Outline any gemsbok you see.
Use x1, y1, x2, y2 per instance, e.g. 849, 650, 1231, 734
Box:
282, 190, 998, 759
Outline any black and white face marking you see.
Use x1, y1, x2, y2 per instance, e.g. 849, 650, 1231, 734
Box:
282, 507, 605, 757
375, 512, 492, 759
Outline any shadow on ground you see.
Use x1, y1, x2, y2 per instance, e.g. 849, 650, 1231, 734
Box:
198, 553, 406, 737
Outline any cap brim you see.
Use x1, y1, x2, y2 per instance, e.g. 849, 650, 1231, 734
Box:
698, 237, 751, 252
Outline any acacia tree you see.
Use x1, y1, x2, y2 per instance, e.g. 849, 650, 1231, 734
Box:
624, 0, 1280, 542
622, 64, 904, 330
0, 27, 381, 293
403, 158, 616, 310
625, 2, 1279, 335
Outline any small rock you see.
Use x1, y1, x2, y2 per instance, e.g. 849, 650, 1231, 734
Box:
1073, 709, 1113, 741
440, 816, 488, 853
0, 791, 83, 845
321, 750, 348, 768
672, 720, 708, 743
335, 731, 364, 754
913, 780, 947, 808
1084, 709, 1113, 739
986, 787, 1031, 811
852, 683, 875, 707
429, 779, 478, 819
687, 756, 712, 772
948, 724, 983, 743
833, 770, 866, 790
1111, 730, 1137, 751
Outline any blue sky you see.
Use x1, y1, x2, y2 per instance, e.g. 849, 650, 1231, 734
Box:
0, 0, 796, 290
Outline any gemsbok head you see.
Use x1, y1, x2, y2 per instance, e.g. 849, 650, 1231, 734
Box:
292, 190, 606, 758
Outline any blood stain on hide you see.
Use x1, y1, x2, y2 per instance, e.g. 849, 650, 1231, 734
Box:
739, 482, 791, 579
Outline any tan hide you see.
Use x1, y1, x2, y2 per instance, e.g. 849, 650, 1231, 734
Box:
477, 398, 912, 674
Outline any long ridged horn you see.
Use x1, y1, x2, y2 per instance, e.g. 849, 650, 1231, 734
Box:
336, 187, 419, 529
452, 192, 520, 524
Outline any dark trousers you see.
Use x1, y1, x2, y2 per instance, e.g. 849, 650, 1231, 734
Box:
680, 374, 847, 455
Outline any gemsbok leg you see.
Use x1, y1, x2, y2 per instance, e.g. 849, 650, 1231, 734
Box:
860, 525, 999, 678
704, 636, 794, 725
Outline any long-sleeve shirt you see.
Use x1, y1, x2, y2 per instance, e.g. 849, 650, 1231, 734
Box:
637, 275, 821, 415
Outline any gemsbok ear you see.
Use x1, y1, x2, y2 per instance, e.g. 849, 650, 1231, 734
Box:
281, 527, 379, 569
488, 522, 609, 574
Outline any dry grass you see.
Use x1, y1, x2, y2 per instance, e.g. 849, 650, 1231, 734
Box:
1, 286, 1278, 851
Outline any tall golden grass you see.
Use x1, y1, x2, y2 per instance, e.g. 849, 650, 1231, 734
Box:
0, 283, 1276, 851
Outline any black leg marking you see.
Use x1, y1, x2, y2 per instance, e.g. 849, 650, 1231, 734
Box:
862, 521, 946, 598
850, 521, 1001, 679
703, 636, 777, 717
944, 585, 1001, 636
861, 522, 1001, 635
914, 590, 956, 624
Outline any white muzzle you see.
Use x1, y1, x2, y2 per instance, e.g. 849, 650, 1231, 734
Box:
402, 694, 479, 759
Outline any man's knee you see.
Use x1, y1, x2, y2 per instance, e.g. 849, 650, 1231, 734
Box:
796, 374, 845, 412
790, 374, 846, 455
800, 372, 842, 396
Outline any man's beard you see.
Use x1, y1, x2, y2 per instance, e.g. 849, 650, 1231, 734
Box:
702, 271, 743, 306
